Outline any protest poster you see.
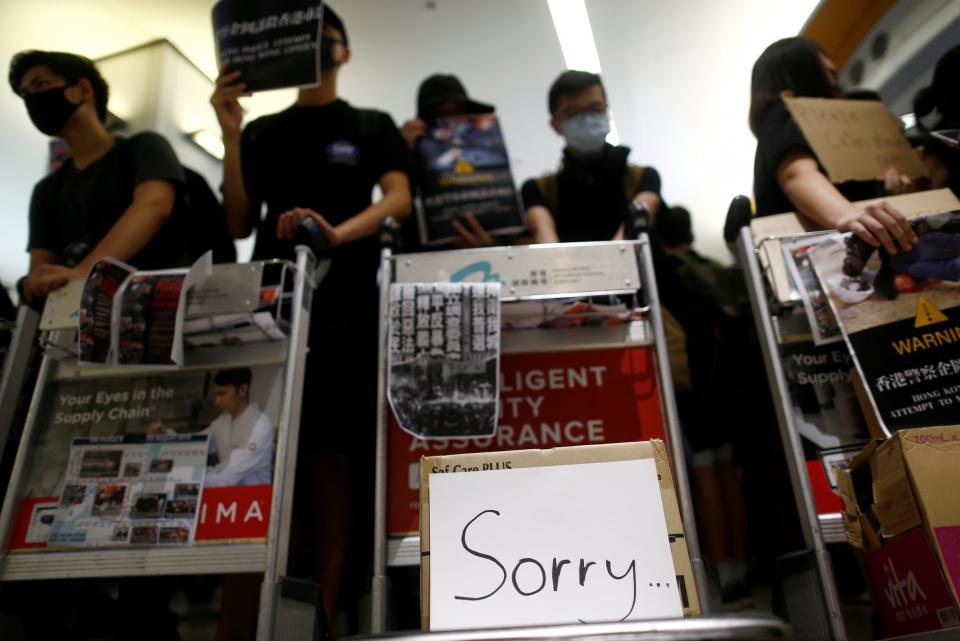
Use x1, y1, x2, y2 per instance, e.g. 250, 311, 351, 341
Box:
112, 253, 211, 367
388, 283, 500, 439
783, 96, 928, 182
212, 0, 324, 93
78, 258, 135, 364
9, 364, 284, 549
48, 435, 208, 547
807, 211, 960, 433
415, 114, 524, 246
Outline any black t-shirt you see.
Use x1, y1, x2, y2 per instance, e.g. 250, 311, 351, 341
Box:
28, 132, 188, 270
753, 99, 876, 217
520, 145, 661, 242
240, 100, 408, 314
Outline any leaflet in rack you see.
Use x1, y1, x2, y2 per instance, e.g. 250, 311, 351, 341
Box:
48, 434, 208, 547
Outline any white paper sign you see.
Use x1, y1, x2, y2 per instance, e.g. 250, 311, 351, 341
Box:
428, 459, 682, 630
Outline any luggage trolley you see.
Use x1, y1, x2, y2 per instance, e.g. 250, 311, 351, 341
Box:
734, 211, 850, 641
0, 247, 321, 641
370, 223, 709, 632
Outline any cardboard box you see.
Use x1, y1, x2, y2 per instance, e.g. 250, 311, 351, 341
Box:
419, 441, 699, 630
837, 426, 960, 636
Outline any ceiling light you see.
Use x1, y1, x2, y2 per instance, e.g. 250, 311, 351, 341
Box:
547, 0, 619, 144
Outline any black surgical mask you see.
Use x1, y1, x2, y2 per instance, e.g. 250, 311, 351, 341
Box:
320, 36, 344, 71
24, 85, 81, 136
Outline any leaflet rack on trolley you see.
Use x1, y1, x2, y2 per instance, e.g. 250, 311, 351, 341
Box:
0, 246, 321, 641
368, 215, 709, 632
732, 193, 960, 641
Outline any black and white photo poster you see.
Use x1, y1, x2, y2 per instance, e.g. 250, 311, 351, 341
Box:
388, 283, 500, 439
807, 212, 960, 432
212, 0, 324, 93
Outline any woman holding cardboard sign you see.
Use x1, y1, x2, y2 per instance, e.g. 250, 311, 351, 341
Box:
750, 37, 918, 255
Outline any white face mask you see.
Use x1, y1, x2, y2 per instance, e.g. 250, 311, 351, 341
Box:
561, 112, 610, 155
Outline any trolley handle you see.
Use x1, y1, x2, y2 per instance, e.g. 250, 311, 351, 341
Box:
723, 195, 753, 245
624, 201, 651, 241
378, 216, 401, 252
293, 218, 334, 259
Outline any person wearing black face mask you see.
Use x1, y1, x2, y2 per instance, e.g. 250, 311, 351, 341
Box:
522, 70, 663, 244
210, 5, 410, 629
9, 50, 188, 303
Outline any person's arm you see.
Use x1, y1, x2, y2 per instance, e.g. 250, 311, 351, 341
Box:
25, 180, 177, 295
526, 205, 559, 244
210, 67, 255, 239
204, 414, 274, 487
613, 191, 662, 240
276, 170, 412, 246
778, 151, 918, 253
22, 249, 61, 302
400, 118, 427, 151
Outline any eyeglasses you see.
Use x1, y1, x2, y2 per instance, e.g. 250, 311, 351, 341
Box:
555, 102, 608, 120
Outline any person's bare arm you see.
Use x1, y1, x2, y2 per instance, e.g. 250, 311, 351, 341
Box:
210, 67, 254, 238
526, 206, 559, 244
276, 171, 412, 246
25, 180, 178, 297
777, 151, 918, 253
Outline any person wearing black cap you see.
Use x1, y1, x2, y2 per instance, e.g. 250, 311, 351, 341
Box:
522, 69, 663, 244
210, 5, 411, 630
400, 73, 499, 248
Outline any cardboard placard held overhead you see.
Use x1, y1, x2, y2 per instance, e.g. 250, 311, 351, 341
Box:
420, 442, 698, 630
783, 96, 928, 183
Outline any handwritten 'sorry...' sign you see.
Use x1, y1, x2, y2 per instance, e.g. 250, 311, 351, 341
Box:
427, 458, 682, 630
783, 96, 928, 183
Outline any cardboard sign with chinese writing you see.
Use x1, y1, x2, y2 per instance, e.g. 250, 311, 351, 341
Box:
783, 96, 928, 183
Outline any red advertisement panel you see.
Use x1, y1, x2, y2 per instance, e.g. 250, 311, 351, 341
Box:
10, 485, 272, 549
387, 346, 666, 535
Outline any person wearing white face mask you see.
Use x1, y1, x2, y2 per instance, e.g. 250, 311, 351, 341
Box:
522, 70, 663, 243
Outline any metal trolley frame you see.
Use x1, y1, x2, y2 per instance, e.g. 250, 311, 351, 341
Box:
0, 247, 319, 641
369, 231, 709, 632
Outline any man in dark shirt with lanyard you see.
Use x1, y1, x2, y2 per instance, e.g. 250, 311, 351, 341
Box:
522, 70, 662, 243
210, 5, 411, 627
10, 50, 187, 302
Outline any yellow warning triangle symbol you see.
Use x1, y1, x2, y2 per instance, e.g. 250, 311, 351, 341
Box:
915, 296, 949, 328
453, 157, 475, 174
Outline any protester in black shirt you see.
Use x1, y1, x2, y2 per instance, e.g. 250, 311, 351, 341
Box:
399, 74, 498, 249
210, 6, 410, 630
914, 45, 960, 199
750, 37, 917, 255
9, 50, 186, 302
522, 70, 662, 243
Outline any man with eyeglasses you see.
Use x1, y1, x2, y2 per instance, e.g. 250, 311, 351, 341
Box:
523, 70, 662, 243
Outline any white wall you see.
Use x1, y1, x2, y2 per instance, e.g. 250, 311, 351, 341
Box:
0, 0, 821, 294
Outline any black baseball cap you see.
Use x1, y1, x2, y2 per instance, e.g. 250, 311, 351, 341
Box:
323, 5, 348, 45
416, 74, 494, 120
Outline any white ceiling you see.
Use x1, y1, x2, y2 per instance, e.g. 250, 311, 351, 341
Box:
0, 0, 819, 286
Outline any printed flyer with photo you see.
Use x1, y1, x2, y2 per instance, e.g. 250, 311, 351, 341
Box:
415, 113, 523, 246
807, 211, 960, 432
782, 236, 842, 345
48, 435, 208, 547
78, 258, 136, 364
388, 282, 501, 439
